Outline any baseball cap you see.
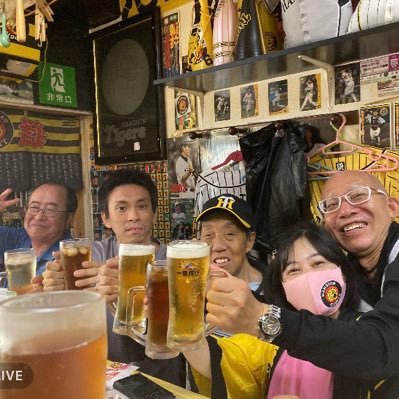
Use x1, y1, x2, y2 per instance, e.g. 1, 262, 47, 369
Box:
196, 194, 255, 231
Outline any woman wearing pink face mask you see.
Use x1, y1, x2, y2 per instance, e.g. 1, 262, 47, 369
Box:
183, 222, 368, 399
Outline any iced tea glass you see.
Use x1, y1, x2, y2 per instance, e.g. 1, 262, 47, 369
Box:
126, 260, 179, 359
60, 238, 92, 290
0, 291, 107, 399
4, 248, 36, 295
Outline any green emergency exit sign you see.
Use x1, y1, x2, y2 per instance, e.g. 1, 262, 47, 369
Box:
38, 62, 77, 108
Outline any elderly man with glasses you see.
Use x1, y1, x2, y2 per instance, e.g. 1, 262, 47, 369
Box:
0, 183, 77, 276
203, 170, 399, 396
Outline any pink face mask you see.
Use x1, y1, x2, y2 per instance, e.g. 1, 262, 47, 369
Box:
282, 267, 346, 316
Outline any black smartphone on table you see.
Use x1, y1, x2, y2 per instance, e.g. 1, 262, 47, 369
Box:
113, 373, 177, 399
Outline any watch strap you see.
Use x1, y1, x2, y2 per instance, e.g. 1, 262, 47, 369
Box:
268, 304, 281, 319
258, 304, 282, 342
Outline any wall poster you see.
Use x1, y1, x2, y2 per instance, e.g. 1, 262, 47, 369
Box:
92, 7, 166, 164
161, 12, 180, 77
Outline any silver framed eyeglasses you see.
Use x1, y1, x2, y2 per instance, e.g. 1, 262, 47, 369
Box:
318, 186, 388, 214
26, 205, 68, 218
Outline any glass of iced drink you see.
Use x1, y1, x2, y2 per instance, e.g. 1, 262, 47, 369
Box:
4, 248, 36, 295
60, 238, 92, 290
126, 260, 179, 359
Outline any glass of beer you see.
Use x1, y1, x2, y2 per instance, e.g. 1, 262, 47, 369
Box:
113, 243, 155, 335
126, 260, 179, 359
4, 248, 36, 295
60, 238, 92, 290
167, 240, 210, 352
0, 291, 107, 399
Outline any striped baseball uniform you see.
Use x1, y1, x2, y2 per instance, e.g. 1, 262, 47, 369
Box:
194, 165, 247, 216
348, 0, 399, 32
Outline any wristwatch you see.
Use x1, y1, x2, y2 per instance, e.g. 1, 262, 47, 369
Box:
258, 304, 282, 342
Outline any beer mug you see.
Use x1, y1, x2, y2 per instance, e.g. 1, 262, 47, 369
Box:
0, 291, 107, 399
167, 240, 210, 351
60, 238, 92, 290
113, 243, 155, 335
126, 260, 179, 359
4, 248, 36, 295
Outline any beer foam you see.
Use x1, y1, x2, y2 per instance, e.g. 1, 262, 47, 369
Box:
167, 241, 210, 259
119, 244, 155, 257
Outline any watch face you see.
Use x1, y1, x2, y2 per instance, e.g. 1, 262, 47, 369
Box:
261, 315, 281, 336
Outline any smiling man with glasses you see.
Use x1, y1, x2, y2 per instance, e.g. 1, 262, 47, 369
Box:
320, 172, 398, 275
0, 182, 78, 276
25, 205, 70, 218
318, 185, 388, 214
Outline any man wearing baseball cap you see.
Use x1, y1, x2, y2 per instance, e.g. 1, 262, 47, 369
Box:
196, 194, 264, 294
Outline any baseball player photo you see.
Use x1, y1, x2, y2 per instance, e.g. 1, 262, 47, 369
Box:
171, 199, 194, 240
167, 136, 201, 199
360, 104, 391, 148
299, 73, 321, 111
268, 79, 288, 115
214, 89, 231, 122
335, 63, 360, 104
240, 84, 258, 118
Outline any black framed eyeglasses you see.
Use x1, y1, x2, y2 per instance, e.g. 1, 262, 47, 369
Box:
26, 205, 68, 218
318, 186, 388, 214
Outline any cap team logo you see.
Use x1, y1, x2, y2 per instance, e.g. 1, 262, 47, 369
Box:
320, 280, 343, 308
216, 195, 235, 210
0, 111, 14, 148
